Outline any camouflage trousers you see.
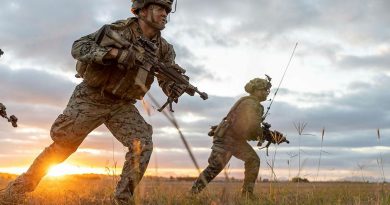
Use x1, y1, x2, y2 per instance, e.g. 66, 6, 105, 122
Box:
11, 82, 153, 201
191, 135, 260, 194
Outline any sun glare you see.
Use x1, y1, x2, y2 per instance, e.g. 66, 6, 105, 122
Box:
47, 163, 107, 177
180, 112, 206, 123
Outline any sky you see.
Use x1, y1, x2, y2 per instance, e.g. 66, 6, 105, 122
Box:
0, 0, 389, 182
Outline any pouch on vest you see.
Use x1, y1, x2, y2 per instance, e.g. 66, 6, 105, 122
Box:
80, 62, 111, 88
209, 117, 229, 137
75, 61, 87, 78
75, 60, 108, 87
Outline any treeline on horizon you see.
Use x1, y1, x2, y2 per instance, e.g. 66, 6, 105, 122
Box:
1, 173, 384, 183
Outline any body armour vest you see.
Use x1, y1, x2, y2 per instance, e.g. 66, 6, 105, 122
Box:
75, 18, 175, 100
214, 96, 263, 140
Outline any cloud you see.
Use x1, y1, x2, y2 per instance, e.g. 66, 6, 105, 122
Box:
0, 65, 75, 106
338, 51, 390, 71
0, 0, 131, 72
170, 43, 216, 81
1, 0, 390, 180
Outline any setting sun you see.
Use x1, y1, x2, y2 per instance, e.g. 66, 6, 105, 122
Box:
47, 163, 108, 177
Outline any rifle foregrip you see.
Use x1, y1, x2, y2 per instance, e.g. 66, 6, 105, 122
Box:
158, 101, 170, 112
158, 97, 176, 112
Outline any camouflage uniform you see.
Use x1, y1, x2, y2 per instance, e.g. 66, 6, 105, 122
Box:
191, 78, 271, 196
1, 17, 177, 203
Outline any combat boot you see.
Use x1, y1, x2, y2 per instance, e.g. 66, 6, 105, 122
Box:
189, 186, 201, 195
0, 176, 29, 205
189, 181, 206, 195
113, 196, 135, 205
241, 182, 259, 201
241, 190, 259, 201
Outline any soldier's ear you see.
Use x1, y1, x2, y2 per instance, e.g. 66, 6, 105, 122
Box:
138, 7, 148, 18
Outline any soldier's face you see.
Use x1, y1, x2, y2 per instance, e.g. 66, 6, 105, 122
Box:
253, 88, 269, 101
143, 4, 168, 30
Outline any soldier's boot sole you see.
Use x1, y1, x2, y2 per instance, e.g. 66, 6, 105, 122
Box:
0, 189, 26, 205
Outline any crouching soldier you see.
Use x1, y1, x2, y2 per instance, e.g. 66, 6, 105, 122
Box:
190, 76, 286, 199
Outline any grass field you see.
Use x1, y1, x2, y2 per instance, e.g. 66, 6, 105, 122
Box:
1, 174, 389, 205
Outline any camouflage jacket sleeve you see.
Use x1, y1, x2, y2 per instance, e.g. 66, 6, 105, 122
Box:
231, 98, 264, 141
157, 41, 178, 95
71, 27, 112, 65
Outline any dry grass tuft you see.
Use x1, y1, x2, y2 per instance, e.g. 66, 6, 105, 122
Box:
1, 174, 390, 204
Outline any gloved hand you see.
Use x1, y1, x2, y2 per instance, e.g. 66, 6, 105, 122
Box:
165, 82, 187, 100
208, 125, 218, 136
264, 130, 287, 144
116, 46, 144, 70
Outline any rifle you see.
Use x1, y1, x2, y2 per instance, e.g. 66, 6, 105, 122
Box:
259, 122, 289, 156
0, 103, 18, 128
134, 36, 208, 112
96, 26, 208, 111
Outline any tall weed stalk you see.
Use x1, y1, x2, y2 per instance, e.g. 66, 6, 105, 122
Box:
293, 121, 307, 205
315, 128, 325, 181
376, 129, 385, 183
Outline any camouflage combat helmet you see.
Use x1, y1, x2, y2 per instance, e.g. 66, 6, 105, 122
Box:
131, 0, 174, 14
244, 76, 272, 94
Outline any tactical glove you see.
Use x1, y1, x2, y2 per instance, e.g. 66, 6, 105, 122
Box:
165, 81, 187, 100
264, 130, 287, 144
208, 125, 218, 136
116, 46, 144, 70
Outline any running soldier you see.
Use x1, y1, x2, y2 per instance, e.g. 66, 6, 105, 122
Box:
0, 0, 196, 204
190, 77, 286, 199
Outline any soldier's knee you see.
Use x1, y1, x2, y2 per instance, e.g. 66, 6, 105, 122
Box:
249, 155, 260, 168
50, 114, 86, 144
148, 142, 153, 152
254, 160, 260, 168
50, 114, 73, 139
135, 123, 153, 140
145, 123, 153, 138
208, 159, 226, 173
254, 155, 260, 165
143, 140, 153, 154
